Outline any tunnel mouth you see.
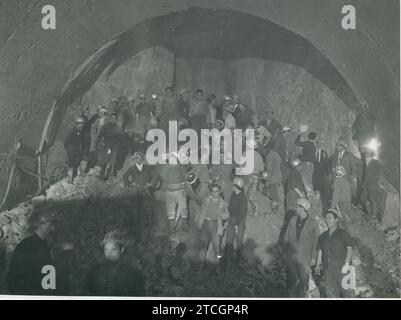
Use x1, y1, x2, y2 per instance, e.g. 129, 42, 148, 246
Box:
42, 6, 360, 153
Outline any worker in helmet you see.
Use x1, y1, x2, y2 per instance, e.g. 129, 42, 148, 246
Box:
64, 116, 88, 183
225, 176, 248, 263
282, 198, 320, 297
330, 165, 352, 231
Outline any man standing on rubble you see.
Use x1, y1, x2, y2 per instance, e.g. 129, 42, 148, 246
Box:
157, 152, 189, 233
196, 184, 229, 264
294, 127, 317, 196
7, 210, 73, 295
64, 116, 88, 183
283, 198, 320, 297
315, 209, 354, 298
225, 177, 248, 263
96, 112, 123, 179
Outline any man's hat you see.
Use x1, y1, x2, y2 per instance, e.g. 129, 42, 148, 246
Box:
297, 198, 311, 211
180, 88, 190, 95
132, 151, 144, 159
337, 140, 347, 148
223, 95, 232, 101
282, 126, 291, 133
139, 94, 146, 99
76, 116, 87, 123
266, 110, 275, 115
325, 208, 340, 219
335, 165, 346, 176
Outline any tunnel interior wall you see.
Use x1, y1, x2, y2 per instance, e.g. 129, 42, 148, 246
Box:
77, 47, 355, 155
0, 1, 398, 197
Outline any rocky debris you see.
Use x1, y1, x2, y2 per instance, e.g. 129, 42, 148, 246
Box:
0, 168, 399, 297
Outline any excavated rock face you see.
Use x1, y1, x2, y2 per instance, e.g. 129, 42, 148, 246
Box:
0, 1, 399, 195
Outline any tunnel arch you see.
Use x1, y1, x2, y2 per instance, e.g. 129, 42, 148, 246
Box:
40, 6, 360, 154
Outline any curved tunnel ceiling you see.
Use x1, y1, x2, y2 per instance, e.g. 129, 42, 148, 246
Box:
47, 6, 360, 150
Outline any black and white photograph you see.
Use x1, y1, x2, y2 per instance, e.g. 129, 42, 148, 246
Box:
0, 0, 399, 302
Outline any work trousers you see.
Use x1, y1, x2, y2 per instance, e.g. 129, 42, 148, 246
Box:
321, 267, 354, 298
225, 219, 246, 252
199, 220, 221, 262
166, 189, 188, 220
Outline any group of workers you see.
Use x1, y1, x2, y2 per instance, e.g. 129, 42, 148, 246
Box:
7, 87, 386, 298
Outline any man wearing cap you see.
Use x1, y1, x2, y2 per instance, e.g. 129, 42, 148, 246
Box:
7, 210, 73, 295
225, 176, 248, 262
352, 103, 376, 157
135, 94, 155, 139
312, 139, 331, 211
177, 89, 191, 129
360, 149, 387, 225
283, 198, 320, 297
64, 116, 88, 183
264, 141, 285, 215
315, 209, 354, 298
189, 89, 208, 134
262, 109, 283, 137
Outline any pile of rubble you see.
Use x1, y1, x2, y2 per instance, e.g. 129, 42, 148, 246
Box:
0, 170, 399, 297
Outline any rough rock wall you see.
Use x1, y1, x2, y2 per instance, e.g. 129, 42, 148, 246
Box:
82, 50, 354, 156
0, 0, 399, 193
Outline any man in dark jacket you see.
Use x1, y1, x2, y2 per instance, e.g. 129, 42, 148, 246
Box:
7, 210, 72, 295
360, 149, 387, 224
283, 198, 320, 297
225, 177, 248, 262
315, 209, 354, 298
312, 139, 331, 211
64, 116, 87, 183
87, 230, 146, 296
97, 112, 123, 179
